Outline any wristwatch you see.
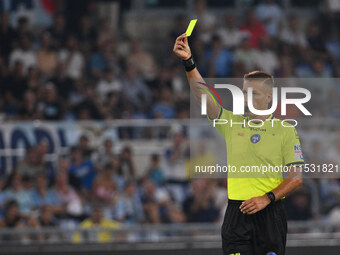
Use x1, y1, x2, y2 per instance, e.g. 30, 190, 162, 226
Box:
182, 55, 196, 72
266, 192, 276, 204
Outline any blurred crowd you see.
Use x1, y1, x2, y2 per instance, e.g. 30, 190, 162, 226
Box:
0, 132, 230, 242
0, 0, 340, 242
0, 0, 339, 121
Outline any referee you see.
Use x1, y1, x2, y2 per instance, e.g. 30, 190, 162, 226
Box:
173, 33, 304, 255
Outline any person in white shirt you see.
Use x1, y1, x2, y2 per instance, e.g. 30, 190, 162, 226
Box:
280, 15, 307, 48
58, 35, 85, 80
255, 0, 283, 37
253, 36, 279, 74
217, 14, 250, 49
192, 0, 216, 43
9, 34, 36, 75
234, 36, 258, 72
96, 68, 122, 101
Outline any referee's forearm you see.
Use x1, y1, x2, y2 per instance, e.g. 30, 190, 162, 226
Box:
185, 67, 205, 101
185, 66, 220, 119
271, 168, 303, 200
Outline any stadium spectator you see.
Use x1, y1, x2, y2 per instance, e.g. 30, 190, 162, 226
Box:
77, 135, 94, 160
9, 34, 36, 74
121, 65, 151, 108
49, 63, 75, 101
26, 66, 42, 91
0, 200, 39, 231
0, 12, 16, 61
31, 173, 63, 215
39, 205, 57, 227
69, 147, 96, 192
89, 40, 118, 80
97, 19, 116, 48
279, 15, 307, 48
16, 146, 45, 179
73, 205, 120, 243
47, 13, 67, 49
203, 34, 233, 77
19, 91, 39, 120
116, 181, 145, 223
319, 179, 340, 214
284, 187, 313, 220
306, 22, 327, 54
4, 173, 35, 216
76, 15, 97, 57
141, 179, 174, 223
144, 154, 165, 186
74, 86, 105, 120
96, 68, 122, 102
255, 0, 283, 37
240, 10, 267, 48
127, 39, 157, 82
95, 138, 116, 168
234, 36, 258, 72
58, 35, 85, 81
37, 32, 58, 78
5, 60, 27, 102
152, 88, 175, 119
54, 171, 84, 218
165, 130, 189, 182
252, 36, 279, 74
92, 164, 117, 208
192, 0, 216, 43
216, 14, 249, 49
37, 82, 64, 120
182, 179, 219, 222
118, 146, 136, 180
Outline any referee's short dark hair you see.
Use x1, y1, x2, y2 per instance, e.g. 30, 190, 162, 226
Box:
244, 70, 274, 87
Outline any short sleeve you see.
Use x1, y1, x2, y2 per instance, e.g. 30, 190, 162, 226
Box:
207, 106, 234, 136
282, 127, 305, 167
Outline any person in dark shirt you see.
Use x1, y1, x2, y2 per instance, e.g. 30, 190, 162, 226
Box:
5, 61, 27, 101
0, 12, 17, 61
47, 13, 67, 48
37, 82, 64, 120
284, 187, 312, 221
183, 179, 219, 222
49, 63, 75, 100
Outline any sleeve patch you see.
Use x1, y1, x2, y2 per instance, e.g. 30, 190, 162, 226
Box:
294, 144, 304, 160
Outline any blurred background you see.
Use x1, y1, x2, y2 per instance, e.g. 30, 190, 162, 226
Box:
0, 0, 339, 254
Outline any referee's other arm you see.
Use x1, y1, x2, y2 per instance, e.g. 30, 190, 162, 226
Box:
239, 167, 303, 214
173, 33, 221, 120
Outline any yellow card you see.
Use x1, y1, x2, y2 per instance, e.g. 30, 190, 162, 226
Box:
186, 19, 197, 37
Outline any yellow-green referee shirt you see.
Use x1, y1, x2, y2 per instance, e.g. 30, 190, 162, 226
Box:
208, 107, 305, 200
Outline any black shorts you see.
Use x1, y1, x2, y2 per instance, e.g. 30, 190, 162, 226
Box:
221, 199, 287, 255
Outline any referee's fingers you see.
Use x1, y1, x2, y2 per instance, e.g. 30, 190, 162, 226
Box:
240, 201, 254, 212
176, 33, 186, 42
240, 199, 252, 209
247, 208, 259, 215
175, 45, 184, 51
183, 36, 188, 45
177, 41, 186, 48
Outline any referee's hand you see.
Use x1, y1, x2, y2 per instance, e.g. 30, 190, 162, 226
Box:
173, 33, 191, 60
239, 195, 271, 215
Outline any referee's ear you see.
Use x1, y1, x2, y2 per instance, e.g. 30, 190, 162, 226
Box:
265, 91, 273, 105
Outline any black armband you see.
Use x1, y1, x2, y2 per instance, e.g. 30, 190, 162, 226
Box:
266, 191, 276, 204
182, 55, 196, 72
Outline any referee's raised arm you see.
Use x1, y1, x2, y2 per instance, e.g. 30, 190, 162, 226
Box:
173, 33, 221, 120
